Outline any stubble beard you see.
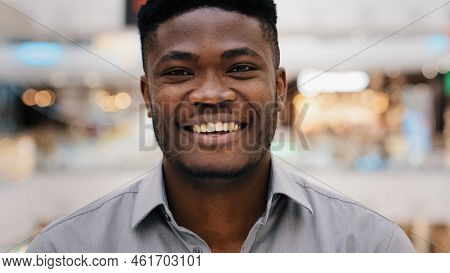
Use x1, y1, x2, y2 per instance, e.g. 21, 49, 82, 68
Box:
151, 99, 278, 179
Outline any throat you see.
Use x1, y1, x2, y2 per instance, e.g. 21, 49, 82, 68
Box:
162, 154, 272, 252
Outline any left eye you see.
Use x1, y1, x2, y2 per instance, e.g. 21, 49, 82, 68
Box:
166, 69, 191, 76
229, 65, 255, 73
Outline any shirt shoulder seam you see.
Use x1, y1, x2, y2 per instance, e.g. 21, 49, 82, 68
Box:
41, 191, 138, 234
294, 177, 394, 224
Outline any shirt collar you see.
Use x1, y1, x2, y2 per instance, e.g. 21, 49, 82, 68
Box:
131, 162, 167, 229
131, 156, 314, 229
268, 157, 313, 215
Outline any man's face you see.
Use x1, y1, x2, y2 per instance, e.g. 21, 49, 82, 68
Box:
141, 8, 287, 178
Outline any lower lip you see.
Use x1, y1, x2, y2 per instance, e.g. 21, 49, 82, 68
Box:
181, 127, 246, 146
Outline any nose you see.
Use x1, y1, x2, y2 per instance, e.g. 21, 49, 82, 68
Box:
188, 73, 236, 106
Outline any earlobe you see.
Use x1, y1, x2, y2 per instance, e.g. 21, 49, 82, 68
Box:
140, 75, 153, 118
277, 90, 286, 112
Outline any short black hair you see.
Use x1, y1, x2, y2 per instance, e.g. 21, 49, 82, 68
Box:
138, 0, 280, 73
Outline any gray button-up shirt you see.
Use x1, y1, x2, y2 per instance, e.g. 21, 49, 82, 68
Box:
27, 158, 415, 253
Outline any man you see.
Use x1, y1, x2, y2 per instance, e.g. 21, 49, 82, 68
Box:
28, 0, 415, 253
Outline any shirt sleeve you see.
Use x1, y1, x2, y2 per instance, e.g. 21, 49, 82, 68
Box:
384, 223, 416, 253
26, 232, 57, 253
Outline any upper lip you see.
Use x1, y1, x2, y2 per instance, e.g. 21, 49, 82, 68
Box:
178, 114, 248, 127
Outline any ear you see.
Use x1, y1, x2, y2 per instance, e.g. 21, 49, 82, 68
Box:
140, 75, 152, 118
275, 67, 287, 112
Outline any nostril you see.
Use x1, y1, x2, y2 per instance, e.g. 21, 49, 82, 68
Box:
194, 102, 233, 114
189, 89, 236, 106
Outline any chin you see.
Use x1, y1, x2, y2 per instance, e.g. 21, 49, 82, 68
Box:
170, 153, 262, 179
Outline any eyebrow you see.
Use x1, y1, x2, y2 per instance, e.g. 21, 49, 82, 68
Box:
157, 51, 200, 66
155, 47, 261, 68
221, 47, 260, 59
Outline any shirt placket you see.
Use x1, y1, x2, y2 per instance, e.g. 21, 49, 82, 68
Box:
161, 207, 212, 253
240, 194, 280, 252
240, 217, 264, 253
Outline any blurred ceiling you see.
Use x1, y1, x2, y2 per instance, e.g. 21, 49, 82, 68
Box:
0, 0, 448, 84
277, 0, 450, 36
1, 0, 448, 39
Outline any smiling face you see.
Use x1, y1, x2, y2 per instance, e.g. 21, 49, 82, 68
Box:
141, 8, 287, 178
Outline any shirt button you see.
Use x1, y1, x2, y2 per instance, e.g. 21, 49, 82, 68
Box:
164, 214, 171, 222
192, 247, 202, 253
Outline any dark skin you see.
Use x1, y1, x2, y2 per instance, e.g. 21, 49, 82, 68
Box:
140, 8, 287, 252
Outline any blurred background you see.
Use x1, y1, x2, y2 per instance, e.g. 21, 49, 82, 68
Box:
0, 0, 449, 253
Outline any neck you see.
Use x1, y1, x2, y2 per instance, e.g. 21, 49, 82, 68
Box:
162, 154, 272, 253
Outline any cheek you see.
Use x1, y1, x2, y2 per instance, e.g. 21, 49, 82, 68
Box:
236, 78, 275, 103
241, 81, 276, 119
152, 85, 183, 113
151, 97, 177, 134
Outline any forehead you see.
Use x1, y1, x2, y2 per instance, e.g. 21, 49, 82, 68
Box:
149, 8, 271, 62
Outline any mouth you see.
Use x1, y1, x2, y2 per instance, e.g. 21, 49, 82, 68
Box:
182, 121, 248, 135
179, 121, 249, 146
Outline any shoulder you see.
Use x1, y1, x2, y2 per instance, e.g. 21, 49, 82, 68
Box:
286, 170, 415, 252
27, 180, 141, 252
44, 183, 139, 234
297, 173, 391, 221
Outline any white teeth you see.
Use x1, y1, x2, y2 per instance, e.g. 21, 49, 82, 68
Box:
216, 122, 223, 131
223, 123, 229, 131
207, 122, 215, 132
230, 122, 236, 131
191, 122, 242, 133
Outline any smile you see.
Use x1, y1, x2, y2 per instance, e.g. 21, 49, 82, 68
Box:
179, 119, 249, 146
184, 122, 246, 134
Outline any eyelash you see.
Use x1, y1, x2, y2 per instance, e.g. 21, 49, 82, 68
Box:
162, 64, 256, 78
228, 65, 256, 73
164, 69, 193, 76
